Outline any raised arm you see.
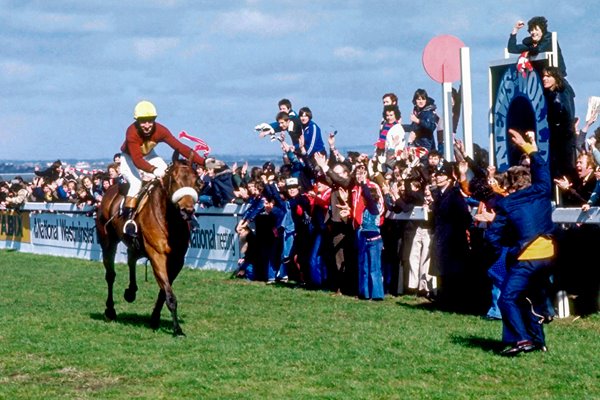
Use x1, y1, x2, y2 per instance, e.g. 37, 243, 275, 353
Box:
507, 20, 528, 54
508, 128, 550, 195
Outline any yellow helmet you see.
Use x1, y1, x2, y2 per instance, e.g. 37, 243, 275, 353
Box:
133, 100, 157, 120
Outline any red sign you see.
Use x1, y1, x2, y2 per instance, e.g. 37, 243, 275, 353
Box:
422, 35, 465, 83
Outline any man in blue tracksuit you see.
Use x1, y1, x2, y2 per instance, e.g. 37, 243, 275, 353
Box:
484, 129, 556, 356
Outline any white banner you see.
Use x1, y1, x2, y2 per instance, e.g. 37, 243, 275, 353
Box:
185, 213, 241, 271
29, 213, 103, 260
25, 209, 242, 271
4, 204, 600, 273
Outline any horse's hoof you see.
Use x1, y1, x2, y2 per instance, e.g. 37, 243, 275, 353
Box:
173, 329, 186, 338
104, 308, 117, 321
150, 318, 160, 330
123, 288, 137, 303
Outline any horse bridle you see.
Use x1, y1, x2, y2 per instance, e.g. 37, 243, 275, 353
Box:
161, 164, 199, 205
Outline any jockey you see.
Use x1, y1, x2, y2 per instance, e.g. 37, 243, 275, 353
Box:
120, 100, 205, 237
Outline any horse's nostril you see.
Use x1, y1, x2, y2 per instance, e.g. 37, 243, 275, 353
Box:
180, 207, 195, 219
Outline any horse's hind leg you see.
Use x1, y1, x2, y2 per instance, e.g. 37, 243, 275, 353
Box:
123, 251, 138, 303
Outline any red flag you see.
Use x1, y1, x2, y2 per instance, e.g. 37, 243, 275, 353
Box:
409, 146, 429, 159
516, 51, 533, 78
179, 131, 211, 156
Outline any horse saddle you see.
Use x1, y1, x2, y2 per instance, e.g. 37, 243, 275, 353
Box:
120, 180, 158, 219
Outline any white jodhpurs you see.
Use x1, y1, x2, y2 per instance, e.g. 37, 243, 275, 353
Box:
119, 151, 168, 197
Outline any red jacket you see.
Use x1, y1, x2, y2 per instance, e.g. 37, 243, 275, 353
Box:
351, 180, 384, 229
121, 122, 205, 173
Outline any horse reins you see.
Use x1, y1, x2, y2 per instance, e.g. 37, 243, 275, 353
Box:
163, 164, 199, 204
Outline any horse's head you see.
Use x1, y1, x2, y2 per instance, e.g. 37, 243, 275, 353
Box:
163, 160, 199, 221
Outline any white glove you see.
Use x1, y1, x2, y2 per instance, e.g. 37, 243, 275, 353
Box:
258, 126, 275, 138
153, 166, 166, 178
254, 122, 271, 132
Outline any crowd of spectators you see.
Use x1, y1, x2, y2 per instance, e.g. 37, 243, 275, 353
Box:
0, 155, 121, 212
227, 102, 495, 312
207, 92, 598, 319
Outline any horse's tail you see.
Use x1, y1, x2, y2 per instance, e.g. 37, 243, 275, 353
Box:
96, 185, 123, 238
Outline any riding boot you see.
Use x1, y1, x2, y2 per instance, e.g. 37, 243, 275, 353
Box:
123, 196, 138, 238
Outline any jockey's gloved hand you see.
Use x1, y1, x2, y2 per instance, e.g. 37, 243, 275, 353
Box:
153, 166, 167, 179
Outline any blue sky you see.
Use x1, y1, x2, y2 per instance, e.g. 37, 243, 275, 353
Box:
1, 0, 598, 161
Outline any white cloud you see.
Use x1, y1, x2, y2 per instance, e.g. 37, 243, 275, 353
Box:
132, 37, 180, 60
273, 73, 301, 83
0, 60, 34, 80
333, 46, 398, 63
212, 9, 278, 36
79, 18, 113, 32
152, 0, 180, 6
10, 10, 113, 34
333, 46, 365, 60
212, 8, 313, 37
179, 42, 213, 59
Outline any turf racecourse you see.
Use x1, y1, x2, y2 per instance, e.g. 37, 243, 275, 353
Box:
0, 250, 598, 399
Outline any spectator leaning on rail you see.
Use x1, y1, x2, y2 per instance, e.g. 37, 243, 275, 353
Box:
3, 177, 31, 209
119, 100, 205, 237
34, 160, 65, 184
198, 157, 235, 208
507, 16, 567, 77
0, 181, 10, 209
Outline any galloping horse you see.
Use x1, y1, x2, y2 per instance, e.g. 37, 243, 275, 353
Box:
95, 153, 199, 336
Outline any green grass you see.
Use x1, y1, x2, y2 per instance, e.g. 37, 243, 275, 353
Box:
0, 249, 598, 399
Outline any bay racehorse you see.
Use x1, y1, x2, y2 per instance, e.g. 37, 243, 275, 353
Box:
95, 153, 199, 336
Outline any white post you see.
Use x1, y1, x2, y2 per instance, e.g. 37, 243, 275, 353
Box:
551, 31, 558, 68
488, 63, 495, 167
442, 81, 453, 161
460, 47, 473, 158
556, 290, 570, 318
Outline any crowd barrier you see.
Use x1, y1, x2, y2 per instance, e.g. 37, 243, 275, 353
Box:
1, 203, 246, 271
1, 202, 598, 273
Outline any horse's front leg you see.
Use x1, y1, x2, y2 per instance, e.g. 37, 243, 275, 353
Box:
103, 243, 118, 321
123, 250, 138, 303
164, 284, 184, 337
149, 256, 185, 336
150, 288, 166, 330
151, 282, 184, 336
